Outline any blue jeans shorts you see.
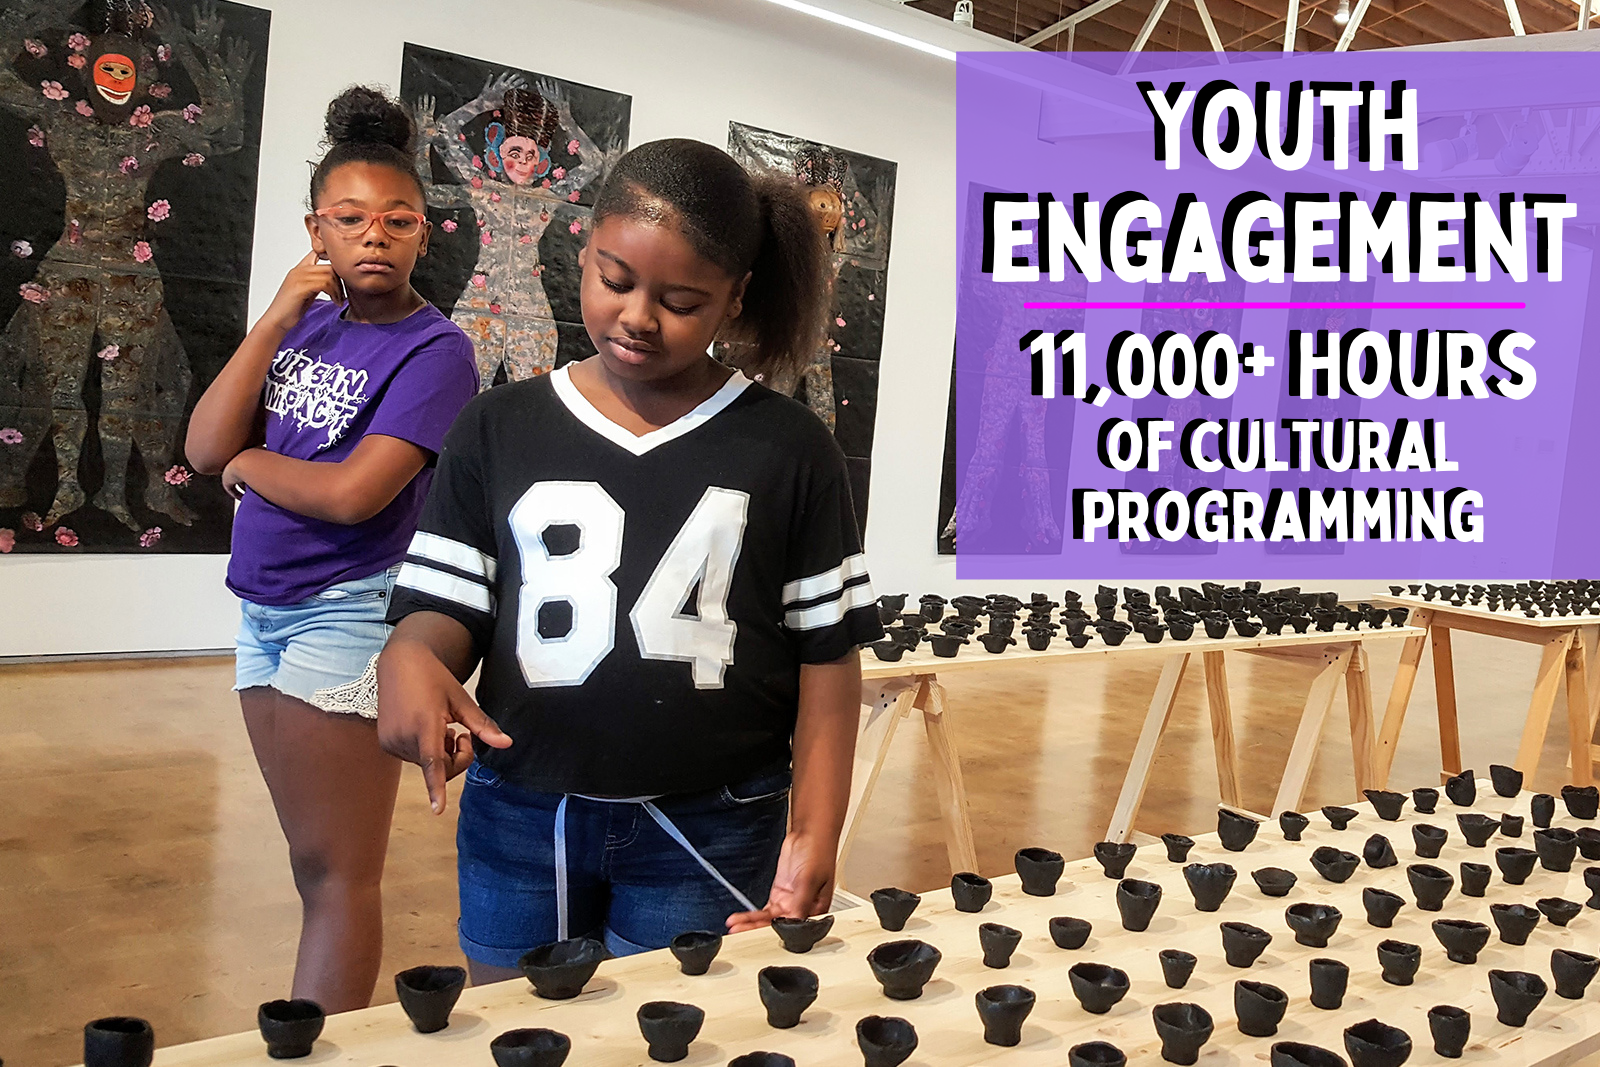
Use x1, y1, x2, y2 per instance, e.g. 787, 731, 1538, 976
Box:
233, 565, 400, 718
456, 760, 790, 966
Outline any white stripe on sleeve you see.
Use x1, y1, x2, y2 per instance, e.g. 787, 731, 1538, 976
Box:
781, 553, 869, 606
397, 562, 495, 615
783, 579, 876, 632
408, 530, 498, 582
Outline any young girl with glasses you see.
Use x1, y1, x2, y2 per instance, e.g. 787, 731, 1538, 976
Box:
377, 138, 882, 982
185, 86, 478, 1011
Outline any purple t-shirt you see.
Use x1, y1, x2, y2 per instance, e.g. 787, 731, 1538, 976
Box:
227, 299, 478, 606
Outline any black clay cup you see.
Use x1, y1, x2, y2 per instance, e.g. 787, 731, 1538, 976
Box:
1428, 1006, 1470, 1059
489, 1028, 572, 1067
1564, 784, 1600, 820
866, 939, 941, 1000
758, 966, 818, 1028
975, 984, 1036, 1047
1235, 980, 1289, 1038
1365, 790, 1407, 821
1116, 878, 1162, 932
1490, 903, 1541, 945
1553, 948, 1600, 999
1280, 811, 1311, 841
1271, 1041, 1348, 1067
637, 1001, 704, 1063
1532, 793, 1557, 828
1577, 827, 1600, 859
1152, 1003, 1214, 1066
728, 1054, 793, 1067
1253, 867, 1297, 897
1538, 896, 1582, 927
1094, 840, 1137, 878
1015, 846, 1065, 895
1218, 808, 1261, 851
1431, 919, 1490, 964
1286, 903, 1342, 948
1502, 814, 1525, 838
1322, 806, 1357, 830
1535, 826, 1579, 872
257, 1000, 325, 1060
1496, 846, 1538, 885
857, 1015, 918, 1067
1162, 833, 1195, 862
1364, 834, 1398, 869
1069, 1040, 1128, 1067
1407, 864, 1454, 911
1160, 948, 1198, 989
1309, 958, 1349, 1010
1342, 1019, 1412, 1067
1050, 916, 1092, 949
1184, 862, 1237, 911
1588, 866, 1600, 908
1068, 961, 1130, 1014
1311, 847, 1360, 884
1461, 861, 1492, 897
1456, 813, 1499, 848
1221, 921, 1272, 967
1412, 787, 1439, 814
1377, 940, 1421, 986
1491, 763, 1524, 797
670, 931, 722, 975
518, 937, 603, 1000
772, 914, 833, 953
979, 923, 1022, 968
395, 964, 467, 1034
870, 888, 920, 933
84, 1017, 155, 1067
1362, 887, 1404, 928
1412, 824, 1446, 859
1489, 969, 1547, 1027
951, 871, 992, 912
1445, 769, 1477, 806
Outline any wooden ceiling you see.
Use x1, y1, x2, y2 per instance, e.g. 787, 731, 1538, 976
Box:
907, 0, 1584, 51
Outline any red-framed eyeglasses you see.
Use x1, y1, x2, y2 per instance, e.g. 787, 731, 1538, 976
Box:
313, 207, 428, 240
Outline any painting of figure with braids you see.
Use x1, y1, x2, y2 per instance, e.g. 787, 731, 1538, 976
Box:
399, 44, 630, 386
0, 0, 267, 554
724, 122, 895, 529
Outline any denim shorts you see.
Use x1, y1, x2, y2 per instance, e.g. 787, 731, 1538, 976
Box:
233, 565, 400, 717
456, 760, 790, 966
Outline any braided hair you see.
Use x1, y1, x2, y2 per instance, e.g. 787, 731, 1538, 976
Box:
592, 139, 830, 385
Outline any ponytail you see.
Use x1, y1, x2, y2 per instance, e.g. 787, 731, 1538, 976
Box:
593, 139, 831, 385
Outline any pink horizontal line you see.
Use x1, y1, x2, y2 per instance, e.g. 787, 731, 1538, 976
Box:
1023, 301, 1526, 310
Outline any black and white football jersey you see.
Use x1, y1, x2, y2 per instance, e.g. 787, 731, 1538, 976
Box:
387, 365, 884, 796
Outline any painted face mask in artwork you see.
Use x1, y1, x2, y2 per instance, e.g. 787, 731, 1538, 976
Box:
93, 52, 137, 104
485, 121, 552, 186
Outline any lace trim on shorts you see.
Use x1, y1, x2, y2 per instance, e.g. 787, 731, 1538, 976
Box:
310, 652, 381, 718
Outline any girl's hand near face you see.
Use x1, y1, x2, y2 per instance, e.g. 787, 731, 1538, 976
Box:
264, 249, 344, 335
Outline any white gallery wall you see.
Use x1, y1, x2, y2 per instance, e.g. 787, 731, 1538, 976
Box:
10, 0, 1543, 657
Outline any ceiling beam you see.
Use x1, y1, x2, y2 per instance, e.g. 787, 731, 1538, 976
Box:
1335, 0, 1374, 46
1020, 0, 1133, 46
1285, 0, 1301, 48
1504, 0, 1528, 32
1193, 0, 1230, 49
1121, 0, 1174, 70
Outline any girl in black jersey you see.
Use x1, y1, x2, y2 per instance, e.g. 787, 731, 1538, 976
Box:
376, 139, 884, 980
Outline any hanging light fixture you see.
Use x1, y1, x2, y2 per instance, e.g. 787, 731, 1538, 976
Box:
1332, 0, 1351, 26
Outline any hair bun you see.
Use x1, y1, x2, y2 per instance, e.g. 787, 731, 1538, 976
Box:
324, 85, 414, 154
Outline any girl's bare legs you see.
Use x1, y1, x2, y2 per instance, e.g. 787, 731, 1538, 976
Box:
242, 687, 401, 1012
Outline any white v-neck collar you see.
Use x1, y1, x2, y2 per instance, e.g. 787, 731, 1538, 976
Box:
550, 363, 752, 457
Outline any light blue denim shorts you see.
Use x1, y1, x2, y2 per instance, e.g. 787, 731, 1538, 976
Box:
233, 565, 400, 717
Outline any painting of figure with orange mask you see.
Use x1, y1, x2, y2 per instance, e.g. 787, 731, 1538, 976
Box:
0, 0, 267, 553
724, 123, 896, 531
401, 45, 630, 387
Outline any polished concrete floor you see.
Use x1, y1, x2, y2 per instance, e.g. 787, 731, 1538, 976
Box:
0, 633, 1590, 1066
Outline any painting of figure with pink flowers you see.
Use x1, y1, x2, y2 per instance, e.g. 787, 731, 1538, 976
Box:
0, 0, 268, 554
399, 44, 630, 387
724, 122, 896, 530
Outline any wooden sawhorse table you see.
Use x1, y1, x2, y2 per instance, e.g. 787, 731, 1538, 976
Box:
838, 623, 1426, 884
1374, 595, 1600, 788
